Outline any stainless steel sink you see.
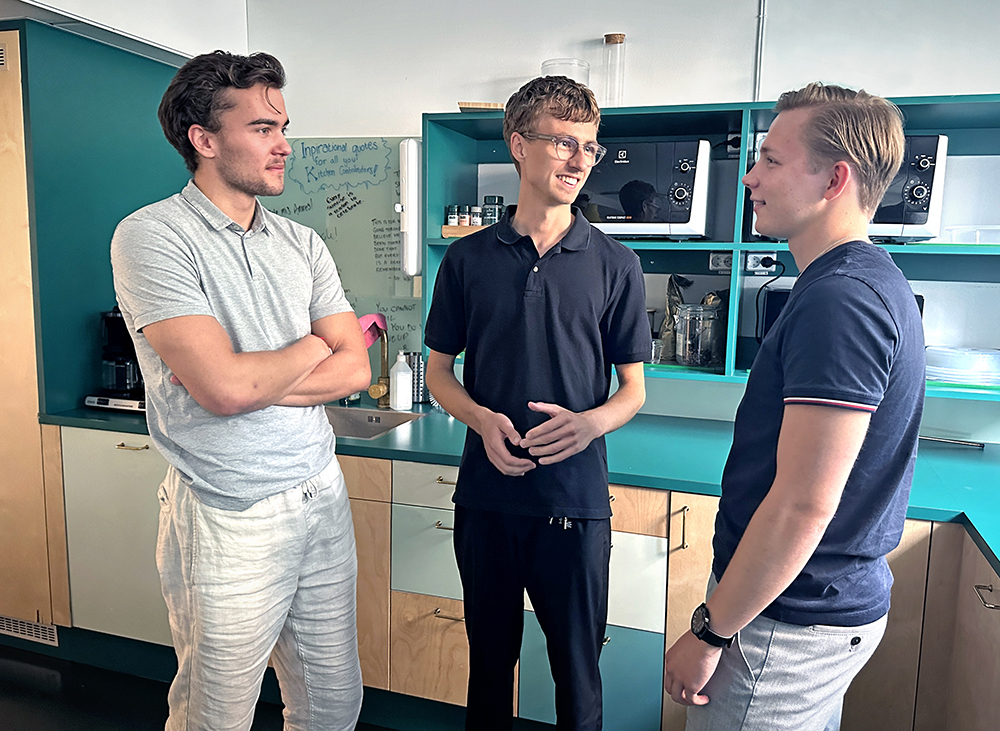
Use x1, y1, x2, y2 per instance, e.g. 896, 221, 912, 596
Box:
325, 405, 423, 440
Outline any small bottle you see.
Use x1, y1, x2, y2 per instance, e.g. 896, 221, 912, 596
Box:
458, 205, 471, 226
470, 206, 482, 226
389, 350, 413, 411
446, 204, 459, 226
603, 33, 626, 107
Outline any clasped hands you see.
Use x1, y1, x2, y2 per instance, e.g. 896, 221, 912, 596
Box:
478, 401, 598, 477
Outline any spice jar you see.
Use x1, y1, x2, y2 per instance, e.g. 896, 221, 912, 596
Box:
482, 195, 504, 226
458, 205, 471, 226
446, 205, 459, 226
470, 206, 482, 226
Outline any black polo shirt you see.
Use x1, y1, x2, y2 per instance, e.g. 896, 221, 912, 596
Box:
425, 206, 649, 519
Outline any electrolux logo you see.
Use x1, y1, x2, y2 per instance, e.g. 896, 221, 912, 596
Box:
614, 149, 629, 164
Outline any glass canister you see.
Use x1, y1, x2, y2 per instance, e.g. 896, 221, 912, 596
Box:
674, 303, 722, 367
482, 195, 504, 226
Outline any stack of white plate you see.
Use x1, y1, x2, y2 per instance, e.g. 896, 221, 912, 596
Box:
925, 346, 1000, 386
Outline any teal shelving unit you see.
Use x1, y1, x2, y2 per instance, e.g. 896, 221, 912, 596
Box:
422, 93, 1000, 403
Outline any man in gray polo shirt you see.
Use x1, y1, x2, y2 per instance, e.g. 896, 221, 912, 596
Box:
111, 51, 370, 731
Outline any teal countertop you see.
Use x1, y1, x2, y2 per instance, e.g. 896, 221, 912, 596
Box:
44, 405, 1000, 572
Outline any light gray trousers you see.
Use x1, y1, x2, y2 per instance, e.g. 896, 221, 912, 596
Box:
685, 576, 886, 731
156, 459, 363, 731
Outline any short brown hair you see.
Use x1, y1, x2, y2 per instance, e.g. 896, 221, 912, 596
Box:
159, 51, 286, 174
503, 76, 601, 172
774, 82, 904, 215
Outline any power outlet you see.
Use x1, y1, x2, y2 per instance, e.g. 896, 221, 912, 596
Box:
726, 132, 741, 158
709, 252, 733, 272
745, 252, 777, 273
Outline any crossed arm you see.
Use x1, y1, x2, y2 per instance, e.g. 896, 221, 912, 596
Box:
143, 311, 370, 416
425, 350, 645, 475
662, 403, 872, 706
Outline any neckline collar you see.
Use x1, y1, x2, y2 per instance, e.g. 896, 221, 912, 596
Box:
496, 205, 592, 252
180, 180, 269, 234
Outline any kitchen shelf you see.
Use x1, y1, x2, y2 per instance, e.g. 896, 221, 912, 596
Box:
422, 94, 1000, 402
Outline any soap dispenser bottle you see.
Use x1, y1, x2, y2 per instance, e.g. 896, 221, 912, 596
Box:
389, 350, 413, 411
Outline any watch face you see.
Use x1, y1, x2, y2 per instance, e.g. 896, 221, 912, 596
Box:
691, 604, 708, 635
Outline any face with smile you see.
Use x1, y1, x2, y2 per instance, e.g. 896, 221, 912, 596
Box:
743, 108, 834, 243
514, 114, 600, 209
200, 84, 292, 200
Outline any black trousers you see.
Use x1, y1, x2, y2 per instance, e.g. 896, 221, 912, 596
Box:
454, 505, 612, 731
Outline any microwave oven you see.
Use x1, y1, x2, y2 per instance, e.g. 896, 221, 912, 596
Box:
868, 135, 948, 241
577, 139, 711, 237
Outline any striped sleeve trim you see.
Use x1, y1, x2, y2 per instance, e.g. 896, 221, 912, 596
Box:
783, 396, 879, 412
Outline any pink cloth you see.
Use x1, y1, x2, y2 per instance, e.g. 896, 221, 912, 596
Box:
358, 313, 387, 348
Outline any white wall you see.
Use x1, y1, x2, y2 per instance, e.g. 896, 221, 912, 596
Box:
247, 0, 759, 137
5, 0, 247, 57
759, 0, 1000, 99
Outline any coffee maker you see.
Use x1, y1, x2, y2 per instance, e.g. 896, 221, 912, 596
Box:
85, 306, 145, 411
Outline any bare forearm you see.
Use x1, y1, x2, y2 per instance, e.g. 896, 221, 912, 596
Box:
706, 490, 833, 638
213, 336, 330, 414
583, 367, 646, 437
276, 349, 372, 406
425, 365, 488, 434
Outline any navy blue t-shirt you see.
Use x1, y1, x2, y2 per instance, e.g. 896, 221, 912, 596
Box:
713, 242, 925, 626
424, 206, 649, 519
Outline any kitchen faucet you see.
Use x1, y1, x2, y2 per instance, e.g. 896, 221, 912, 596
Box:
358, 313, 390, 408
366, 326, 391, 408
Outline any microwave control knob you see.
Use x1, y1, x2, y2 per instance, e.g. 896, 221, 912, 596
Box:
910, 184, 929, 201
671, 186, 690, 202
678, 160, 693, 173
915, 157, 932, 171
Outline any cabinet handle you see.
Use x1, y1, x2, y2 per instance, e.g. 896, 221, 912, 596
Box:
602, 636, 611, 646
974, 584, 999, 610
434, 608, 465, 622
434, 520, 454, 531
609, 494, 616, 503
115, 442, 150, 451
679, 505, 690, 550
435, 476, 457, 486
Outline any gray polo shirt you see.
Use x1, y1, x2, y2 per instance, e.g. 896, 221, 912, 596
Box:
111, 181, 354, 510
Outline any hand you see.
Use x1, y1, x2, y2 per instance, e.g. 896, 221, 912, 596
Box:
519, 402, 599, 465
662, 631, 721, 707
475, 410, 536, 477
170, 374, 184, 387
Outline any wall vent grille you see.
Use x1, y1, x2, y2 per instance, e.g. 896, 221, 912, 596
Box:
0, 44, 6, 69
0, 615, 59, 646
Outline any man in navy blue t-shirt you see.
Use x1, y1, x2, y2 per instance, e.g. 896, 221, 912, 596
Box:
424, 76, 649, 730
663, 83, 925, 731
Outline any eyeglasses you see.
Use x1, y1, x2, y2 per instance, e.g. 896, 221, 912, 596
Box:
520, 132, 607, 165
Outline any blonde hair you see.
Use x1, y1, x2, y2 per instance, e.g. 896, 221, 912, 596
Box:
503, 76, 601, 173
775, 82, 905, 215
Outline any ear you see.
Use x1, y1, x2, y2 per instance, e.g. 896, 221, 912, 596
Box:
823, 160, 853, 202
188, 124, 217, 163
509, 132, 528, 166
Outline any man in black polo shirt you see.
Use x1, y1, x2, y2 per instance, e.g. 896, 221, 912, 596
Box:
424, 76, 649, 730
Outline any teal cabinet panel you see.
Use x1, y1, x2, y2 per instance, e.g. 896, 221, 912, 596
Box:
390, 504, 463, 600
17, 20, 189, 416
518, 612, 665, 730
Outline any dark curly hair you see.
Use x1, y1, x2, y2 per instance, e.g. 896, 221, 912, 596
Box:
158, 51, 286, 173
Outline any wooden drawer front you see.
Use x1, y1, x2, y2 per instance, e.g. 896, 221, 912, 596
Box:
609, 484, 668, 538
389, 591, 469, 705
390, 504, 463, 600
61, 427, 172, 646
350, 498, 390, 690
340, 455, 391, 502
392, 460, 459, 508
608, 531, 668, 632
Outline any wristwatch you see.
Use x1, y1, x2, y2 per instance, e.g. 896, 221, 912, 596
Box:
691, 603, 734, 648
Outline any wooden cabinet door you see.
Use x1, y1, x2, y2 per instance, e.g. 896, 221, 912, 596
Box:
0, 27, 53, 626
915, 522, 1000, 731
662, 492, 719, 731
841, 519, 931, 731
340, 454, 391, 502
389, 590, 469, 705
349, 496, 390, 690
609, 484, 668, 538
